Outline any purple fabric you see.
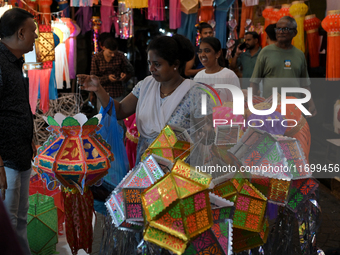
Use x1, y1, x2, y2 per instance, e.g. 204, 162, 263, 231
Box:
148, 0, 164, 21
169, 0, 181, 29
266, 202, 279, 220
246, 111, 287, 135
75, 7, 93, 35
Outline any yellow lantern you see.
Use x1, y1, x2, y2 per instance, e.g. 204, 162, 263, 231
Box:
289, 1, 308, 53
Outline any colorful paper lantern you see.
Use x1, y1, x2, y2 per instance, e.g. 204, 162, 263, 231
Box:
261, 6, 273, 48
233, 219, 269, 253
119, 0, 134, 38
268, 8, 280, 24
180, 0, 198, 14
33, 113, 113, 254
27, 193, 58, 255
286, 177, 319, 213
142, 125, 192, 162
105, 155, 165, 229
289, 1, 308, 53
213, 177, 267, 233
321, 10, 340, 80
228, 127, 311, 180
36, 24, 55, 65
38, 0, 52, 24
277, 4, 292, 19
304, 14, 321, 68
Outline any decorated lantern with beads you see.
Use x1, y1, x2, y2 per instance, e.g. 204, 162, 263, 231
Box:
261, 6, 273, 48
304, 14, 321, 68
91, 16, 101, 55
321, 10, 340, 80
277, 4, 291, 19
289, 1, 308, 53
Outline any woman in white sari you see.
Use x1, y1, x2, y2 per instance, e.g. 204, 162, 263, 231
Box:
78, 35, 214, 164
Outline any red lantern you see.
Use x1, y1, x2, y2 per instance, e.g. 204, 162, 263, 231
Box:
322, 10, 340, 80
277, 4, 292, 20
268, 8, 279, 24
262, 6, 273, 48
304, 14, 321, 68
38, 0, 52, 24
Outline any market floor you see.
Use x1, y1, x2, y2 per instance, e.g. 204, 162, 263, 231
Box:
55, 182, 340, 255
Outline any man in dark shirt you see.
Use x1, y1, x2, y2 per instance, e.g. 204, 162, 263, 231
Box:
90, 36, 134, 104
0, 8, 38, 254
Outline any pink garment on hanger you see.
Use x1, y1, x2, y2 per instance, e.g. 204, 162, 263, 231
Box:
148, 0, 164, 21
28, 69, 52, 114
101, 0, 116, 33
169, 0, 181, 29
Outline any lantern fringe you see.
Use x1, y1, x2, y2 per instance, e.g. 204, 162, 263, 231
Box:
63, 188, 94, 255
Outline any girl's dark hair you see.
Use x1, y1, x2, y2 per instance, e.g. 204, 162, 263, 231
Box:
0, 8, 34, 39
200, 37, 225, 67
147, 34, 195, 75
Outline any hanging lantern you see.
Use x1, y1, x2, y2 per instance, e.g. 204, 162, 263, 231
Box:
321, 10, 340, 81
91, 16, 101, 55
199, 0, 214, 23
180, 0, 198, 14
261, 6, 273, 48
26, 0, 38, 12
277, 4, 291, 20
289, 1, 308, 53
268, 8, 279, 24
304, 14, 321, 68
33, 113, 114, 254
118, 0, 134, 39
35, 24, 55, 67
38, 0, 52, 24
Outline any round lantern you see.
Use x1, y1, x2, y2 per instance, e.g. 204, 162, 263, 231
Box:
289, 1, 308, 53
321, 10, 340, 80
262, 6, 274, 48
304, 14, 321, 68
277, 4, 292, 20
269, 8, 280, 24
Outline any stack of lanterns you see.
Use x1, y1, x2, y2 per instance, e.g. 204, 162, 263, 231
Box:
289, 1, 309, 53
261, 6, 274, 48
321, 10, 340, 81
277, 4, 291, 20
304, 14, 321, 68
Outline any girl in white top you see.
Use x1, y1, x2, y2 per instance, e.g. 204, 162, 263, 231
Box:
194, 37, 241, 103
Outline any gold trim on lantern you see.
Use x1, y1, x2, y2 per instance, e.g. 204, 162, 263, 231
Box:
292, 1, 304, 4
265, 6, 273, 9
307, 29, 319, 34
58, 1, 68, 4
281, 4, 291, 8
292, 14, 305, 18
305, 14, 316, 20
62, 186, 88, 194
329, 31, 340, 37
327, 10, 340, 15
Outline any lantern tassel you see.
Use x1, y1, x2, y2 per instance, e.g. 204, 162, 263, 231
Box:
62, 188, 94, 255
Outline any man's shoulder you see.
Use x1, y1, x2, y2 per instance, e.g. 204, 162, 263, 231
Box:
92, 51, 104, 60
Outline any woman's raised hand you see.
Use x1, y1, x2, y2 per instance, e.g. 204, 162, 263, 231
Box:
77, 74, 101, 92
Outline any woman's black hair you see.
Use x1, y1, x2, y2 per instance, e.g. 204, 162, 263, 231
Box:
200, 37, 225, 67
0, 8, 34, 39
147, 34, 195, 75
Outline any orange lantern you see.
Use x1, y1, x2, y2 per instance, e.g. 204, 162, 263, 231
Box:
261, 6, 273, 48
289, 1, 308, 53
321, 10, 340, 81
38, 0, 52, 24
304, 14, 321, 68
26, 0, 38, 12
277, 4, 292, 20
269, 8, 279, 24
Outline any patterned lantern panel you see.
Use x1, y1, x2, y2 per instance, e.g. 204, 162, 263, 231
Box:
33, 113, 113, 193
213, 177, 267, 233
229, 127, 310, 180
233, 219, 269, 253
142, 125, 192, 162
27, 193, 58, 255
286, 177, 319, 213
304, 14, 321, 68
36, 24, 55, 68
105, 155, 165, 229
277, 4, 291, 19
250, 176, 291, 205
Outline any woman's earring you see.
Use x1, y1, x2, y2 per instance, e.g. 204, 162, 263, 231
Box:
174, 67, 177, 70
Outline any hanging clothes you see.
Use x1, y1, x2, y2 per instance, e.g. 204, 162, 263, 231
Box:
75, 7, 93, 35
61, 18, 81, 80
169, 0, 181, 29
100, 0, 116, 33
239, 2, 253, 38
70, 0, 93, 7
147, 0, 164, 21
52, 20, 71, 89
215, 0, 235, 49
177, 12, 197, 45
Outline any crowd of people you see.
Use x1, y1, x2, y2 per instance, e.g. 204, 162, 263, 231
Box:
0, 7, 318, 255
